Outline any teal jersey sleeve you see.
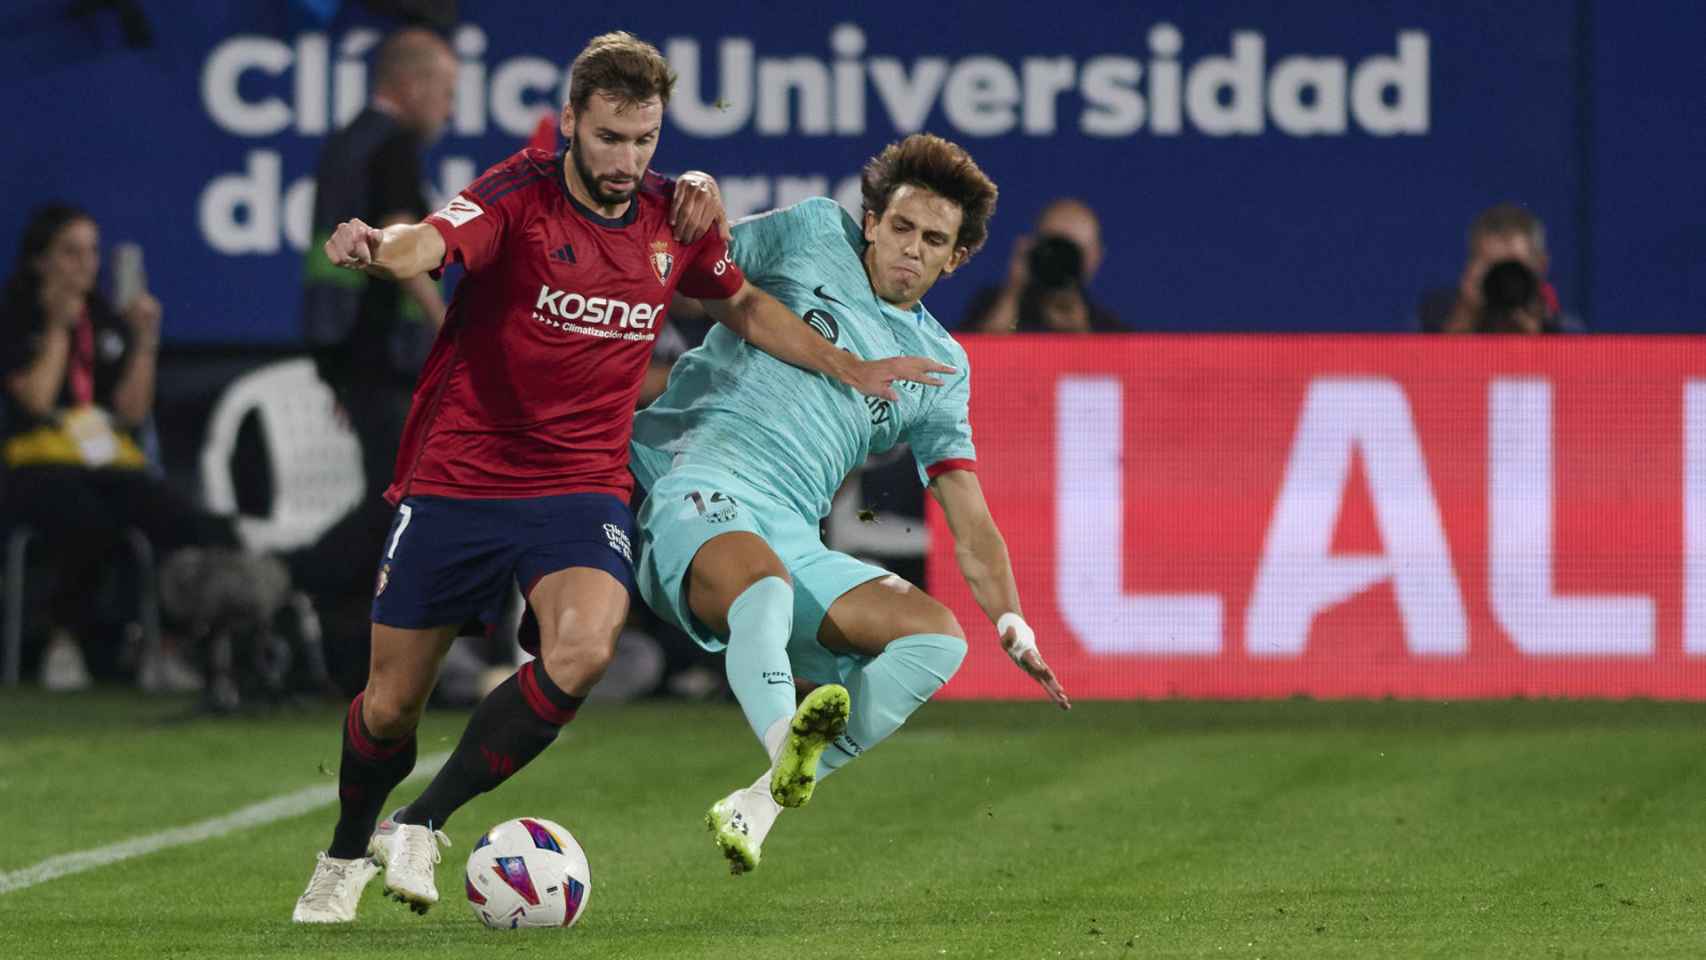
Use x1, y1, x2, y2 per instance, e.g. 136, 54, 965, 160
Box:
730, 197, 846, 284
907, 361, 977, 486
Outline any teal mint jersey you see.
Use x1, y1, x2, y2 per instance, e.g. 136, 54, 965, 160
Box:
631, 197, 976, 520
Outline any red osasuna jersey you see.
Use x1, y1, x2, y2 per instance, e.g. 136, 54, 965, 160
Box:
384, 148, 744, 503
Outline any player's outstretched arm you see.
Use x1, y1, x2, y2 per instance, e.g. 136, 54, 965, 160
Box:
324, 218, 447, 282
377, 214, 448, 328
705, 281, 957, 402
930, 468, 1071, 710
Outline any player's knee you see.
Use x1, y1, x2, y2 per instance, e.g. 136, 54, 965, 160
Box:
715, 567, 791, 613
894, 602, 968, 672
912, 630, 968, 673
362, 687, 424, 739
542, 648, 613, 696
539, 622, 618, 695
943, 631, 969, 667
734, 573, 794, 611
691, 535, 790, 607
911, 598, 966, 645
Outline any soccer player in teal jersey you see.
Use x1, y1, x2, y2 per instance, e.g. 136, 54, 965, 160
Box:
630, 134, 1072, 874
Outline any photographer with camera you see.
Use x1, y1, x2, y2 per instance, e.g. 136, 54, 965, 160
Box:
1419, 203, 1578, 334
962, 198, 1125, 333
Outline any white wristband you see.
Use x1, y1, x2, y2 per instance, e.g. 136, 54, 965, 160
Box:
996, 612, 1036, 664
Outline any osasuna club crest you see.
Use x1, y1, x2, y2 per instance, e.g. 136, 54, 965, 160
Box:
649, 239, 674, 285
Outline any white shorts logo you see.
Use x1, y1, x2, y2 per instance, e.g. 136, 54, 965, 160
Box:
431, 196, 484, 228
603, 523, 633, 564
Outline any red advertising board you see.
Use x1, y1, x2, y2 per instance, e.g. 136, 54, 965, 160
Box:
926, 336, 1706, 699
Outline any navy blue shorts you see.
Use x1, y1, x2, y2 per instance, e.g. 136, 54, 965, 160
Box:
370, 493, 636, 631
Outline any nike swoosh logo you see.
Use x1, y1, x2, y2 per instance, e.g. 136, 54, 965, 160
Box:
765, 677, 794, 686
813, 285, 846, 308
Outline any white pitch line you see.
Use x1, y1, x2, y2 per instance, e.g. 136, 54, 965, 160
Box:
0, 750, 450, 896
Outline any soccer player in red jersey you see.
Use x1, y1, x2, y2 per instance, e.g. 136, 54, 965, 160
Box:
292, 32, 951, 924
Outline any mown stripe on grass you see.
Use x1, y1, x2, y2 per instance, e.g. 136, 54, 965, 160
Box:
0, 751, 450, 895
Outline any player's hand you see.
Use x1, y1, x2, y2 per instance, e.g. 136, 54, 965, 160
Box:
671, 171, 730, 245
326, 218, 384, 271
1001, 616, 1071, 710
846, 355, 956, 402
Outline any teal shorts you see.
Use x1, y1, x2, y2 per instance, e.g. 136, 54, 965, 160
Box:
635, 460, 887, 684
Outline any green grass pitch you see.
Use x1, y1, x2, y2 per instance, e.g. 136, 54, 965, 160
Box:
1, 691, 1701, 958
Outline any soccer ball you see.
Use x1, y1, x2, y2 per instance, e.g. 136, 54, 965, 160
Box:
464, 817, 592, 929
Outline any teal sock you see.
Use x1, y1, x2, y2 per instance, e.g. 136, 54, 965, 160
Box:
819, 632, 967, 778
724, 576, 797, 745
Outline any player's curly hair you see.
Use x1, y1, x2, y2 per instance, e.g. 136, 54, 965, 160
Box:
860, 133, 998, 256
569, 32, 676, 111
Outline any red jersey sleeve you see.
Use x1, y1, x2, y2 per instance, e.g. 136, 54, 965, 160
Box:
424, 152, 552, 277
676, 229, 745, 300
426, 190, 505, 277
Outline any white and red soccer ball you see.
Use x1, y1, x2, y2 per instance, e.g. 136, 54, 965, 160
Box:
464, 817, 591, 929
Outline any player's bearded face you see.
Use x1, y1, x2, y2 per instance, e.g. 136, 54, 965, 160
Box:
565, 94, 664, 208
862, 185, 969, 308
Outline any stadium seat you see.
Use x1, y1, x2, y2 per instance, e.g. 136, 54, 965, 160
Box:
200, 358, 364, 553
1, 524, 162, 688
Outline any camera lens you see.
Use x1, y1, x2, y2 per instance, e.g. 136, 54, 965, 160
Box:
1481, 259, 1538, 312
1027, 236, 1083, 291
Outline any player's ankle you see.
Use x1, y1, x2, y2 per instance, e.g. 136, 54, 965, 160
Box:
326, 840, 368, 860
762, 715, 789, 761
392, 805, 436, 829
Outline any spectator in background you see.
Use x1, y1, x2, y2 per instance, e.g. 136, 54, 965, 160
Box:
296, 27, 455, 628
1419, 203, 1578, 334
961, 198, 1125, 333
0, 204, 253, 690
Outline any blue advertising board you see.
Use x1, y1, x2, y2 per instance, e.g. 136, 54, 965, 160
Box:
1, 0, 1701, 341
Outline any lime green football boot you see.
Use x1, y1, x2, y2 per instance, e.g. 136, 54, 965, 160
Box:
768, 684, 850, 808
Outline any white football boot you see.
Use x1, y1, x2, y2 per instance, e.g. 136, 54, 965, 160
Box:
368, 811, 451, 913
706, 775, 785, 875
291, 852, 380, 923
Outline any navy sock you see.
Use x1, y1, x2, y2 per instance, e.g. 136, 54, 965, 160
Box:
327, 693, 417, 859
398, 661, 582, 830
